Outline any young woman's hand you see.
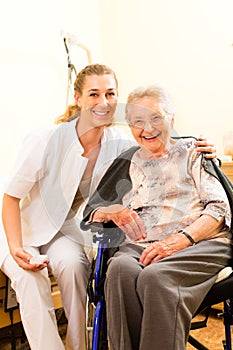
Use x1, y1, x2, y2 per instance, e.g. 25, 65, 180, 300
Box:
12, 247, 49, 272
195, 135, 217, 159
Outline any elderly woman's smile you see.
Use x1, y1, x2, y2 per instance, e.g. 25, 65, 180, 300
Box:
127, 96, 174, 157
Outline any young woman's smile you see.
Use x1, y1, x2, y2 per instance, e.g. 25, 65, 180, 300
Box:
75, 74, 118, 129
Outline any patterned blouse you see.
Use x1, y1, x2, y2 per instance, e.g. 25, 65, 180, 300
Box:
122, 138, 231, 244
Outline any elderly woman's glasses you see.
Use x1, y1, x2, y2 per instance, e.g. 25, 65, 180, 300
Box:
129, 114, 167, 129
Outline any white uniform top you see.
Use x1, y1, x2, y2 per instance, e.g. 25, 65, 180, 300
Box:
0, 118, 134, 266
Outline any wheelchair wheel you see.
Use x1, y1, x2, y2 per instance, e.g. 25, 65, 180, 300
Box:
91, 298, 108, 350
98, 302, 108, 350
86, 295, 95, 350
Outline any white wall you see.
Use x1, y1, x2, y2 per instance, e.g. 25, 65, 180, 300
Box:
1, 0, 233, 176
0, 0, 102, 175
100, 0, 233, 155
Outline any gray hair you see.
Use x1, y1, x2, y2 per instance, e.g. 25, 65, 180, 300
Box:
125, 85, 175, 122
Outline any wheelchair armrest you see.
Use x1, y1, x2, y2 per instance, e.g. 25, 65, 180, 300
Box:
195, 273, 233, 316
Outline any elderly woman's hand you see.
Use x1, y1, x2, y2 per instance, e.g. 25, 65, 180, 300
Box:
195, 135, 217, 159
139, 232, 190, 266
92, 204, 147, 241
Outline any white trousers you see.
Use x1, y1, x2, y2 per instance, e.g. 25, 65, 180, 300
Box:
1, 232, 91, 350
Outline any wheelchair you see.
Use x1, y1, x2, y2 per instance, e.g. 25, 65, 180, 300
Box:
87, 229, 123, 350
87, 227, 233, 350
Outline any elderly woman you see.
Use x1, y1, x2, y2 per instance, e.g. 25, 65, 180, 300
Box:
82, 85, 232, 350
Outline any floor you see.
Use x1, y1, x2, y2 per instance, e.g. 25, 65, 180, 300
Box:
0, 305, 229, 350
0, 309, 67, 350
187, 306, 226, 350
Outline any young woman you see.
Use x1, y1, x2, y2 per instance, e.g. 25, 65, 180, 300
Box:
0, 64, 217, 350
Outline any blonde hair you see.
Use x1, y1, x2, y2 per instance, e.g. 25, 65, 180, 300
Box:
55, 64, 118, 124
125, 85, 175, 122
